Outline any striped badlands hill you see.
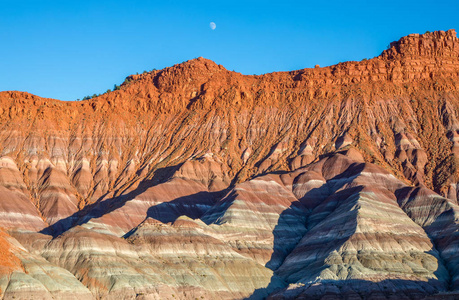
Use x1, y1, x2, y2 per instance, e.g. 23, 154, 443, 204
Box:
0, 30, 458, 299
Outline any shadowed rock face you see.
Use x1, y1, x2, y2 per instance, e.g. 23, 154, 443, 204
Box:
0, 30, 459, 299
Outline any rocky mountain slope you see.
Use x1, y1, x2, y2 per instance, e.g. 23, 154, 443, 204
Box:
0, 29, 458, 299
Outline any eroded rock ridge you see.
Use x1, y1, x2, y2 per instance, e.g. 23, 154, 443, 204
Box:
0, 30, 459, 299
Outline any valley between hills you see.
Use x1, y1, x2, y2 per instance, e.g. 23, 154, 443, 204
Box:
0, 29, 459, 299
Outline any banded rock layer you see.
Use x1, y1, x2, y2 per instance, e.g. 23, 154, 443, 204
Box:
0, 30, 459, 299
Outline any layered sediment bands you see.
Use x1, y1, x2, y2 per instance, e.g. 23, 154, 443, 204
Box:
38, 165, 80, 233
396, 187, 459, 289
0, 30, 458, 299
271, 155, 450, 299
38, 221, 282, 299
127, 217, 284, 299
0, 229, 93, 299
79, 176, 217, 236
0, 157, 47, 231
40, 226, 180, 299
0, 30, 458, 213
3, 151, 459, 299
201, 174, 308, 269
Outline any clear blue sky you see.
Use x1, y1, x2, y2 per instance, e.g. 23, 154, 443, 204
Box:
1, 0, 458, 101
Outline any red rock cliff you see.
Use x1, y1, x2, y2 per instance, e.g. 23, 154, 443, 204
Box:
0, 29, 458, 300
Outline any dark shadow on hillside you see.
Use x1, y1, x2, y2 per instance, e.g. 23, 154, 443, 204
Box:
246, 160, 452, 299
199, 188, 238, 225
122, 188, 231, 238
257, 161, 369, 273
40, 164, 186, 237
248, 194, 449, 299
245, 187, 362, 299
245, 160, 368, 299
265, 278, 449, 300
395, 186, 459, 291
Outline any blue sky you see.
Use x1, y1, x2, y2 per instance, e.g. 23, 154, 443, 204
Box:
1, 0, 458, 101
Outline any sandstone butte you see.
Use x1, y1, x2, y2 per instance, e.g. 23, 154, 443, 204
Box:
0, 29, 458, 300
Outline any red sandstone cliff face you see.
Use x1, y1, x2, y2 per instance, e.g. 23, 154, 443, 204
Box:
0, 30, 458, 299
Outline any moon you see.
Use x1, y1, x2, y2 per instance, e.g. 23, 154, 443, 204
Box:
209, 22, 216, 30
